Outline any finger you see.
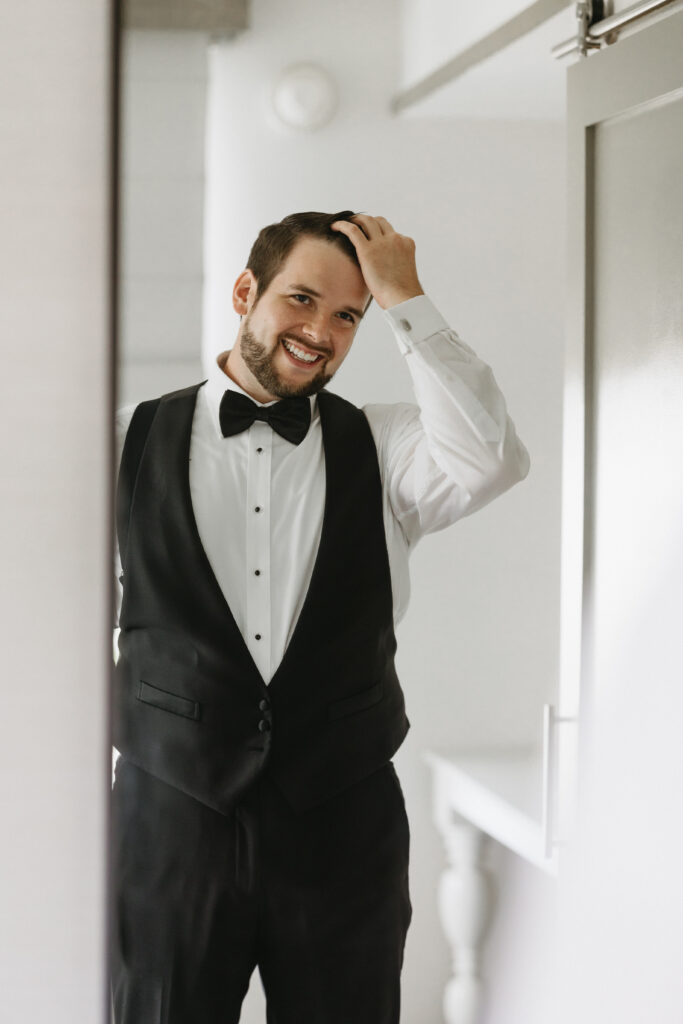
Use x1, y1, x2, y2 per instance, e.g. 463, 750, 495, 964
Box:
330, 219, 370, 244
374, 216, 395, 234
348, 213, 384, 238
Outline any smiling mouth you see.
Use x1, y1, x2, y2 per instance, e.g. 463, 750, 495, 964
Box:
281, 337, 325, 367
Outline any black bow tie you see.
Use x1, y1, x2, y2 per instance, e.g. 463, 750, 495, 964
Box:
219, 389, 311, 446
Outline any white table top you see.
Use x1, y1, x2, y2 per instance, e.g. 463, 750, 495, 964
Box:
425, 746, 559, 876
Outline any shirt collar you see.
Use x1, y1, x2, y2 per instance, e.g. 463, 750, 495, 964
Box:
204, 350, 318, 440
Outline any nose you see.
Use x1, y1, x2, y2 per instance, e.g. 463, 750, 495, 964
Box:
301, 310, 331, 347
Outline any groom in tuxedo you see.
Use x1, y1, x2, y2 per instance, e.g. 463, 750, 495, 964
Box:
111, 210, 530, 1023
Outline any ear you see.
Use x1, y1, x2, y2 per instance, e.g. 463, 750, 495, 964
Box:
232, 269, 258, 317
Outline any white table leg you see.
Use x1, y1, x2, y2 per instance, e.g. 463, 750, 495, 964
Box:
435, 811, 496, 1024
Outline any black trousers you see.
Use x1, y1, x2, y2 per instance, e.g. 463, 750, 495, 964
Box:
110, 757, 412, 1024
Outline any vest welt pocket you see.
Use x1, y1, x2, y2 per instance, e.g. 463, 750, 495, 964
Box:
137, 679, 201, 721
328, 681, 384, 721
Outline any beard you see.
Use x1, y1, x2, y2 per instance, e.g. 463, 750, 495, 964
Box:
239, 317, 335, 399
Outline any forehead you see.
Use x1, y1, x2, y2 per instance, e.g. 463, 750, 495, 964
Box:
273, 236, 369, 304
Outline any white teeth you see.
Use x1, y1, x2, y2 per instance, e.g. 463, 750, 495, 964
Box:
283, 338, 320, 363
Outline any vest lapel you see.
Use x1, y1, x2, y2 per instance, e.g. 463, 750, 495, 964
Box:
156, 385, 262, 688
267, 388, 392, 695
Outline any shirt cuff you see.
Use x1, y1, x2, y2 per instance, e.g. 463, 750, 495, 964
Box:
381, 294, 455, 356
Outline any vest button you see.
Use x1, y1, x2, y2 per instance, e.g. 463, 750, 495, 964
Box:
258, 718, 271, 733
259, 698, 270, 711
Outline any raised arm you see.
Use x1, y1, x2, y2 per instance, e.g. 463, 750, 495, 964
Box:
332, 214, 530, 545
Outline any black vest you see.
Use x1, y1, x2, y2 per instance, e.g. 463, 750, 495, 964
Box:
113, 381, 409, 814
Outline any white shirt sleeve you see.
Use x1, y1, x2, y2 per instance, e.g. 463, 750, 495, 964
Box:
364, 294, 531, 548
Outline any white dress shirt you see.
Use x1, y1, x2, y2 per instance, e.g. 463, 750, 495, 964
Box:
114, 294, 530, 685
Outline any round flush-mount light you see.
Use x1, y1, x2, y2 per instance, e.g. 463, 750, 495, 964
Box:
271, 63, 338, 131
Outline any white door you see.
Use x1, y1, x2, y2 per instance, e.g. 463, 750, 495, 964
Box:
557, 9, 683, 1021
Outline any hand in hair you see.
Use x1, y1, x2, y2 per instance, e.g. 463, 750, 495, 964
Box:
330, 214, 424, 311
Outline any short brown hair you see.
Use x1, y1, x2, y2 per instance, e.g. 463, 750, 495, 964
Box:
246, 210, 370, 311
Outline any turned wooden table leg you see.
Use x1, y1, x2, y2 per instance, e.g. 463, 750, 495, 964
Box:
435, 811, 496, 1024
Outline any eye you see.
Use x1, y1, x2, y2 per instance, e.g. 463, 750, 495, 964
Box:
337, 311, 355, 324
291, 293, 310, 304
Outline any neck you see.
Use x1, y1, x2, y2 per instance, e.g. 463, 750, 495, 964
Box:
222, 347, 277, 404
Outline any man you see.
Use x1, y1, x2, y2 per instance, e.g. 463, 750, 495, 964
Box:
111, 211, 530, 1023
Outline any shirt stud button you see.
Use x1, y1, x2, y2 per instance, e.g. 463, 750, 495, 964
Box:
254, 569, 261, 576
254, 506, 262, 513
255, 633, 261, 640
256, 447, 263, 453
399, 318, 412, 331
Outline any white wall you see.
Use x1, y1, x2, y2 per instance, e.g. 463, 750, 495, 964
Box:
119, 29, 208, 403
203, 0, 565, 1019
0, 3, 112, 1022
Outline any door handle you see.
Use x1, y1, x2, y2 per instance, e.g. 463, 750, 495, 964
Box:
542, 703, 577, 858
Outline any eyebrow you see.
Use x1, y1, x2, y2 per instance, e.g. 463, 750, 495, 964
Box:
287, 284, 366, 320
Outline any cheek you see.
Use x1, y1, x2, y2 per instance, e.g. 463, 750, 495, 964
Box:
272, 317, 296, 340
258, 321, 283, 346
